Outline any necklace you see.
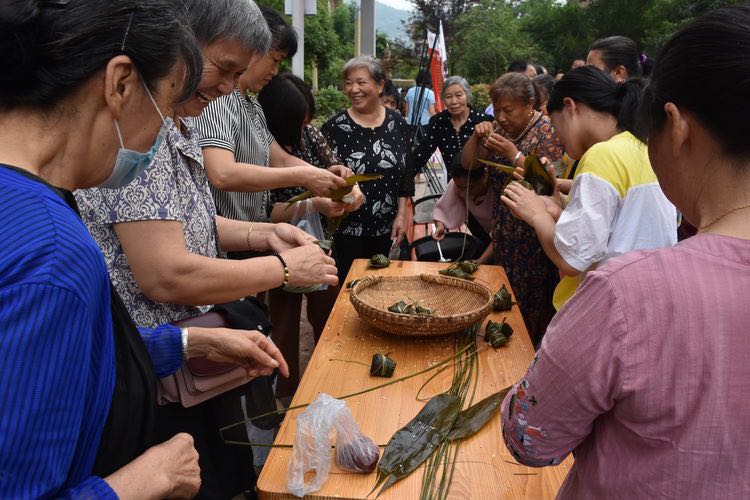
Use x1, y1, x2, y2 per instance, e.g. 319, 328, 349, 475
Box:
698, 203, 750, 231
509, 111, 538, 143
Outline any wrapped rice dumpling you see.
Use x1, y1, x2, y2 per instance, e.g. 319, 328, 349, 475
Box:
370, 353, 396, 377
492, 284, 515, 311
369, 254, 391, 268
484, 319, 514, 348
285, 173, 383, 204
521, 154, 555, 196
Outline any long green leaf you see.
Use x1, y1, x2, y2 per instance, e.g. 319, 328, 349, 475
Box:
374, 392, 462, 496
285, 173, 383, 204
446, 387, 511, 441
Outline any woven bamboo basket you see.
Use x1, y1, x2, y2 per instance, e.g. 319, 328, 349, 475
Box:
349, 274, 493, 337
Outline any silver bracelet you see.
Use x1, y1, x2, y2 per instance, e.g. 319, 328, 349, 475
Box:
180, 327, 189, 361
513, 151, 523, 165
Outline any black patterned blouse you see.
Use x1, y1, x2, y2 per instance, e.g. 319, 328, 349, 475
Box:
410, 107, 493, 175
321, 108, 414, 237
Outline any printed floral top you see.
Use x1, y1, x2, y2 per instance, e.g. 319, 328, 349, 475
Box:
489, 114, 563, 345
75, 118, 216, 327
410, 107, 493, 177
321, 108, 414, 237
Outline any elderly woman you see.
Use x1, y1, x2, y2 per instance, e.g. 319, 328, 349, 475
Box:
0, 1, 287, 497
462, 72, 563, 345
195, 6, 353, 229
410, 76, 493, 181
502, 5, 750, 497
322, 56, 414, 284
502, 67, 677, 310
75, 0, 334, 496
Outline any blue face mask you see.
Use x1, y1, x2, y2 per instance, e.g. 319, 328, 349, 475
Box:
98, 83, 172, 189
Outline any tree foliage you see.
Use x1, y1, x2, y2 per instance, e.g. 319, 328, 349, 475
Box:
408, 0, 743, 84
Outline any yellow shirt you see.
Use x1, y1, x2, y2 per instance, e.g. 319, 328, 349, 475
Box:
552, 132, 677, 310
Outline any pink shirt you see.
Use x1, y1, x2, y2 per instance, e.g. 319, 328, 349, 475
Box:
502, 233, 750, 498
431, 180, 493, 234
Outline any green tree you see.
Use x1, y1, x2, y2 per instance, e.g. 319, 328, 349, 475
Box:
451, 0, 539, 83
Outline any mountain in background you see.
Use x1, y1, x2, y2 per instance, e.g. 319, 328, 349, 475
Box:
376, 1, 410, 41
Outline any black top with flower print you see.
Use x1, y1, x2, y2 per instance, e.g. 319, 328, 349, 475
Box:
321, 108, 414, 237
410, 107, 493, 175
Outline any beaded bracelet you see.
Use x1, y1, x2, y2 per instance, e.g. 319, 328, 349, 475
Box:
272, 252, 290, 286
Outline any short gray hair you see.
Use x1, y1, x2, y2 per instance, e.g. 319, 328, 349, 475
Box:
442, 76, 473, 106
183, 0, 271, 54
342, 56, 386, 84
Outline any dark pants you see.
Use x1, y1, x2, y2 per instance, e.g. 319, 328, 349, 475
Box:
268, 285, 339, 398
153, 386, 257, 499
333, 233, 393, 286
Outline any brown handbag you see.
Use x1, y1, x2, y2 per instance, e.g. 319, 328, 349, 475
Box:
157, 311, 253, 407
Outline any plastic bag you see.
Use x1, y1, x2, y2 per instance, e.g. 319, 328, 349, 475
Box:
287, 393, 379, 497
284, 199, 328, 293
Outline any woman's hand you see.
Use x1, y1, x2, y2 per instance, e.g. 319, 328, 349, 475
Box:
281, 244, 339, 287
483, 132, 519, 163
501, 182, 549, 226
390, 211, 407, 243
188, 327, 290, 378
302, 166, 347, 196
312, 197, 348, 218
263, 222, 316, 252
473, 121, 496, 139
342, 184, 365, 213
328, 164, 353, 179
105, 433, 201, 499
432, 221, 446, 240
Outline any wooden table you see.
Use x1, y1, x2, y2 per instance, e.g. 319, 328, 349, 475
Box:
257, 260, 571, 499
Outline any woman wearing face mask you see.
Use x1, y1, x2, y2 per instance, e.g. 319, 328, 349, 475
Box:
501, 67, 677, 310
0, 1, 287, 497
502, 7, 750, 496
74, 1, 335, 496
410, 76, 493, 181
195, 6, 358, 232
462, 72, 563, 345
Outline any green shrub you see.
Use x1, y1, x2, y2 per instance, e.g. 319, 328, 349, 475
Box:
313, 87, 349, 128
470, 83, 491, 113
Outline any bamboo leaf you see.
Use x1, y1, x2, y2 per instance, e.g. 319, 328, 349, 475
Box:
285, 173, 383, 204
447, 387, 512, 441
374, 393, 462, 496
477, 158, 517, 175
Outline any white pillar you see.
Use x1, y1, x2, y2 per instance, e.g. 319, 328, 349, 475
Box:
292, 0, 304, 78
360, 0, 375, 56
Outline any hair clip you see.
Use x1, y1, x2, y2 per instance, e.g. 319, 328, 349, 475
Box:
640, 53, 649, 65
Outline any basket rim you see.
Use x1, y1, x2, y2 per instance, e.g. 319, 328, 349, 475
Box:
350, 273, 492, 325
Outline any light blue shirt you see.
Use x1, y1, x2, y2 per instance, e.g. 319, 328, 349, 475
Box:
405, 86, 435, 126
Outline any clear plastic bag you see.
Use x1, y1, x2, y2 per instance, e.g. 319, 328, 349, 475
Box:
287, 393, 379, 497
284, 199, 328, 294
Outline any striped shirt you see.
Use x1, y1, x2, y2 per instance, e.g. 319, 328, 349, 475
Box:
194, 90, 273, 222
0, 166, 182, 497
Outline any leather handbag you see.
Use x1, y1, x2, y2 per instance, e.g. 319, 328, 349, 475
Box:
157, 310, 253, 408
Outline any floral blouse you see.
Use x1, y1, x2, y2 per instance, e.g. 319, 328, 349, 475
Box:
410, 107, 493, 176
490, 114, 564, 345
75, 118, 216, 328
321, 108, 414, 237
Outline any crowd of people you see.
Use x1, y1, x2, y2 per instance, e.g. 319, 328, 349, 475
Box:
0, 0, 748, 497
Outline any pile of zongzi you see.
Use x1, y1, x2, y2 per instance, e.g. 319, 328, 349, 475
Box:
438, 260, 479, 280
